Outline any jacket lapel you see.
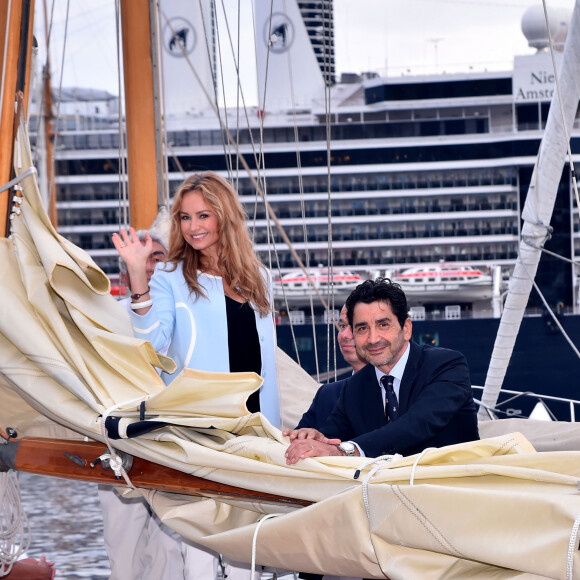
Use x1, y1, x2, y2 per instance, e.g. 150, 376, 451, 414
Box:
398, 341, 421, 411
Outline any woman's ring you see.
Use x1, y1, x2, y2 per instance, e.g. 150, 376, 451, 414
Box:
310, 444, 314, 450
120, 243, 127, 248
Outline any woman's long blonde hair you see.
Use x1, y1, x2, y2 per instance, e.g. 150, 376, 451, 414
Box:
167, 172, 271, 316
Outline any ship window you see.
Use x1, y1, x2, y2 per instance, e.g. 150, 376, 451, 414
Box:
415, 332, 439, 347
516, 103, 540, 131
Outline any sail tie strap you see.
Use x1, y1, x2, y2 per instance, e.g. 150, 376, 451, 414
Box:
521, 223, 553, 251
99, 395, 150, 488
0, 167, 37, 194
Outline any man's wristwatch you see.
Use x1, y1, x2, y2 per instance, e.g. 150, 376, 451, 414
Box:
338, 441, 356, 456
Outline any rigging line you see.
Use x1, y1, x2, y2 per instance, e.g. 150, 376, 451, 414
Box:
160, 7, 264, 196
0, 0, 13, 121
159, 10, 334, 316
215, 0, 281, 304
521, 226, 580, 267
31, 0, 57, 170
166, 142, 187, 181
45, 0, 71, 226
215, 0, 264, 228
541, 0, 580, 216
322, 2, 337, 381
250, 0, 268, 214
153, 0, 170, 209
275, 0, 320, 379
516, 256, 580, 359
114, 0, 128, 230
255, 0, 276, 276
269, 225, 302, 366
196, 0, 233, 181
212, 0, 234, 179
235, 0, 241, 193
531, 279, 580, 359
149, 0, 168, 210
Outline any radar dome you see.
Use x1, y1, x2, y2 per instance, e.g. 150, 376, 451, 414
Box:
521, 5, 571, 51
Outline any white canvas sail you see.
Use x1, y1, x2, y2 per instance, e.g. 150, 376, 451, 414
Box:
1, 115, 580, 579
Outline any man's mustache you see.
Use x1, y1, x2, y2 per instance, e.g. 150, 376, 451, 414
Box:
363, 341, 390, 350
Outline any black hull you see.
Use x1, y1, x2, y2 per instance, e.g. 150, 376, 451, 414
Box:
276, 313, 580, 421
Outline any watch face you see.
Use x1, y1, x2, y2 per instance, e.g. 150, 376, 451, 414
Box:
340, 442, 355, 455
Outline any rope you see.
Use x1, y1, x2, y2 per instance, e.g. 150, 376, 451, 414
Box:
0, 167, 37, 194
251, 513, 282, 577
353, 454, 402, 520
99, 396, 148, 488
518, 259, 580, 360
409, 448, 435, 486
566, 509, 580, 580
0, 471, 30, 576
114, 0, 129, 230
0, 0, 13, 131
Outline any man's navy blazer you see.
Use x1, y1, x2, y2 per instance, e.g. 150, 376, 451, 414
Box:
321, 341, 479, 457
296, 379, 347, 430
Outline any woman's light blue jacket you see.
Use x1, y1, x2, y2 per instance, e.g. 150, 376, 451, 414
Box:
130, 263, 280, 428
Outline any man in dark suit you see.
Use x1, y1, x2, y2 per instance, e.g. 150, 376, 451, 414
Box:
296, 304, 366, 430
285, 277, 479, 463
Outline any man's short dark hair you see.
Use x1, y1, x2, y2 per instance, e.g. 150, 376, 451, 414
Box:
345, 277, 408, 329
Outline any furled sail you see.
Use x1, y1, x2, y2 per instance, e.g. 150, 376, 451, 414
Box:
479, 0, 580, 418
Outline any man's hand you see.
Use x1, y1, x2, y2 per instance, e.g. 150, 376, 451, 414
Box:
284, 437, 345, 464
283, 428, 353, 464
282, 427, 340, 444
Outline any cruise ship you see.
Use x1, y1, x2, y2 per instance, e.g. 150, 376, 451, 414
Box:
31, 1, 580, 416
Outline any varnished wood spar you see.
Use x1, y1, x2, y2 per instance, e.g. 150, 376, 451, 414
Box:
8, 437, 311, 508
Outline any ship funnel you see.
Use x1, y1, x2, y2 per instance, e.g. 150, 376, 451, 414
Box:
253, 0, 327, 111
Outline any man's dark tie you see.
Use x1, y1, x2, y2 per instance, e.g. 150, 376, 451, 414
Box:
381, 375, 399, 422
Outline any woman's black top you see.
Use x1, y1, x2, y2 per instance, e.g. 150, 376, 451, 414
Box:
225, 295, 262, 413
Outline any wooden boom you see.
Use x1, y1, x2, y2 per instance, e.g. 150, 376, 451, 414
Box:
0, 437, 311, 508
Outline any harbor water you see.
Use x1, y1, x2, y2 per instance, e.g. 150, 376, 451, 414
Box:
17, 472, 291, 579
18, 472, 110, 579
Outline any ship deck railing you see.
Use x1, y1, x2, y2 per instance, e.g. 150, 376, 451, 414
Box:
275, 307, 573, 325
472, 386, 579, 422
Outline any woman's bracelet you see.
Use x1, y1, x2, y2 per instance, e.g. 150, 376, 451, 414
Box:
129, 299, 153, 310
131, 286, 150, 300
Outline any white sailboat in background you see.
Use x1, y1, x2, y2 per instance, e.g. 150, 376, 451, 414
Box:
1, 1, 580, 578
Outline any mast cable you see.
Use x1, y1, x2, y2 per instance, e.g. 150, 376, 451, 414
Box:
114, 0, 129, 230
197, 0, 233, 180
44, 0, 70, 229
159, 10, 336, 317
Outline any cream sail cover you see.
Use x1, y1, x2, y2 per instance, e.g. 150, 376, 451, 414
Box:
1, 120, 580, 579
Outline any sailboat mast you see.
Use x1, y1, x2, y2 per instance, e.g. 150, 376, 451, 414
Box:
119, 0, 164, 230
479, 0, 580, 418
0, 0, 35, 236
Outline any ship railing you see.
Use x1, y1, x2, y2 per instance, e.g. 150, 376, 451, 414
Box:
472, 386, 579, 422
274, 307, 562, 325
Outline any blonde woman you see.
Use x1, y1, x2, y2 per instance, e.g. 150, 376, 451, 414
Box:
113, 172, 279, 579
113, 172, 279, 423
